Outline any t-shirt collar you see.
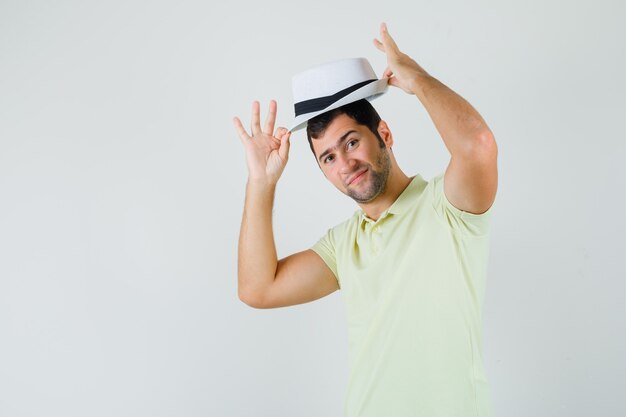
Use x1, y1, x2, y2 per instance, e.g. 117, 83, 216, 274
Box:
358, 174, 422, 226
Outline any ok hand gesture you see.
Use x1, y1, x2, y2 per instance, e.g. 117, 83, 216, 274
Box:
233, 100, 291, 187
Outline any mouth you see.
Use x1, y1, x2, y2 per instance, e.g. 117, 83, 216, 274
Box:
347, 168, 368, 186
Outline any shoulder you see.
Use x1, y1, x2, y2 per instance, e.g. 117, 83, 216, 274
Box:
428, 171, 494, 236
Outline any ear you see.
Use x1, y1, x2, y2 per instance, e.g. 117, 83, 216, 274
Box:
377, 120, 393, 149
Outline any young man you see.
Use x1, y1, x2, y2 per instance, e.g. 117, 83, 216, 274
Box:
233, 23, 498, 417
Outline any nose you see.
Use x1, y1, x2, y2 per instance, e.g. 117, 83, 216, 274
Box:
338, 153, 359, 175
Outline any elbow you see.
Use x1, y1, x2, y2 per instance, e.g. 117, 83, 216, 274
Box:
238, 287, 266, 309
478, 130, 497, 154
463, 130, 497, 161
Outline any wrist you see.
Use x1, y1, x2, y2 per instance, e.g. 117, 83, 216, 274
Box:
409, 73, 440, 98
247, 177, 278, 192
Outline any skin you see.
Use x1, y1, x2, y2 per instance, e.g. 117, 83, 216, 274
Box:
311, 113, 410, 220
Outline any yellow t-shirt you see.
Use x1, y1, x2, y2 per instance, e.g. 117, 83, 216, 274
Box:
312, 172, 495, 417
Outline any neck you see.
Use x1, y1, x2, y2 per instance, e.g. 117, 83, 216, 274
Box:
358, 167, 412, 221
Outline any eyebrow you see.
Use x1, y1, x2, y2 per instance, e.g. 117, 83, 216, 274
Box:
318, 130, 358, 163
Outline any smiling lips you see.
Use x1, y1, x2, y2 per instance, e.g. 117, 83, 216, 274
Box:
348, 169, 368, 186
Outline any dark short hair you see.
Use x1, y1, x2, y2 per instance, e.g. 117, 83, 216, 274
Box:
306, 99, 385, 160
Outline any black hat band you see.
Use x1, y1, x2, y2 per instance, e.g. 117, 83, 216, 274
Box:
294, 79, 377, 117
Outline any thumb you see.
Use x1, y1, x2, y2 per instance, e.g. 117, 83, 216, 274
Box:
388, 76, 406, 90
278, 131, 291, 161
388, 76, 400, 87
388, 76, 412, 94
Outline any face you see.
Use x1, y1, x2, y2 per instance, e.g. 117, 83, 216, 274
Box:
313, 114, 392, 204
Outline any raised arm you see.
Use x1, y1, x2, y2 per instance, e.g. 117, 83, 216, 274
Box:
233, 101, 338, 309
373, 23, 497, 214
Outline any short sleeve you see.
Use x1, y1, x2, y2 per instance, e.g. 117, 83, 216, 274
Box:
431, 172, 494, 237
311, 228, 340, 289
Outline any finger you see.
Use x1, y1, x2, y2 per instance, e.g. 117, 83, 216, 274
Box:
250, 100, 261, 136
383, 66, 394, 78
372, 38, 385, 52
232, 116, 251, 143
274, 126, 287, 138
278, 130, 291, 161
380, 22, 400, 53
388, 76, 402, 89
263, 100, 277, 135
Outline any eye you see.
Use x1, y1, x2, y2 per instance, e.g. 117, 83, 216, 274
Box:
323, 155, 334, 164
347, 139, 358, 149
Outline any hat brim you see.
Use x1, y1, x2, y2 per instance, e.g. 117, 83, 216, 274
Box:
289, 77, 389, 132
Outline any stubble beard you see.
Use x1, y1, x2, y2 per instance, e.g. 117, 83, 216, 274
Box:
346, 148, 391, 204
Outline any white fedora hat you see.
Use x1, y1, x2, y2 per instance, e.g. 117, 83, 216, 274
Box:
290, 57, 389, 132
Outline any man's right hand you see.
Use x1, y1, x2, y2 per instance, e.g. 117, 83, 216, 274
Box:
233, 100, 339, 309
233, 100, 291, 187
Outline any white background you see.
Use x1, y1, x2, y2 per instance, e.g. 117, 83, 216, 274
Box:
1, 0, 624, 416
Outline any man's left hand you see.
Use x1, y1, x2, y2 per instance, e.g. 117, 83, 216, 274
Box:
373, 22, 430, 94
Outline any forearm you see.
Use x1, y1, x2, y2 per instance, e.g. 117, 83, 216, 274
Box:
237, 180, 278, 304
410, 74, 494, 156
